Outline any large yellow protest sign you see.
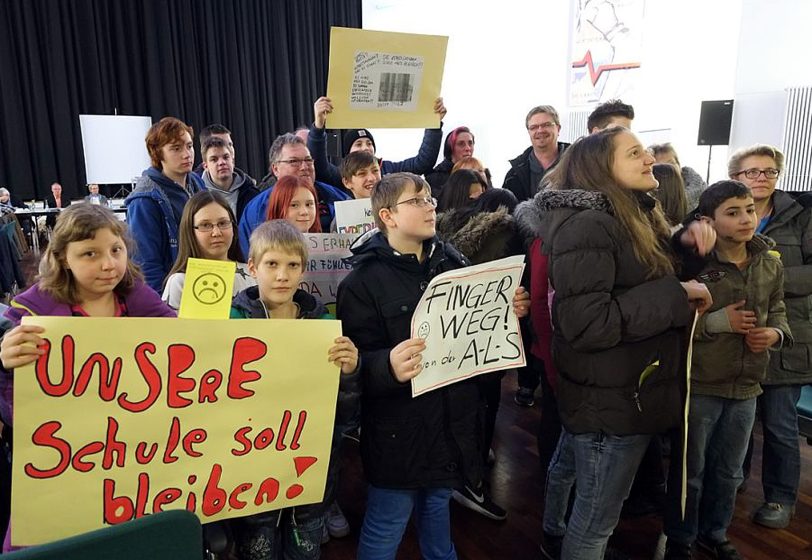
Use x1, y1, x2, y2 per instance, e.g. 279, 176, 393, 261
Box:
11, 317, 341, 546
326, 27, 448, 128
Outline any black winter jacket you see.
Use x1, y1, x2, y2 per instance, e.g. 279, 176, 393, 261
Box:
435, 207, 522, 265
425, 158, 454, 200
537, 188, 693, 435
336, 231, 484, 489
502, 143, 570, 202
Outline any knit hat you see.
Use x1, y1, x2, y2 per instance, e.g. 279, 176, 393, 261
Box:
343, 129, 376, 156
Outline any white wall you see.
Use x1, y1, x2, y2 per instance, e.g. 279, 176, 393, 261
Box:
728, 0, 812, 172
362, 0, 747, 187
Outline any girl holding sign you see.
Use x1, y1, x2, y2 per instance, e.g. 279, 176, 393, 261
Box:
0, 204, 175, 552
162, 190, 256, 310
530, 127, 715, 560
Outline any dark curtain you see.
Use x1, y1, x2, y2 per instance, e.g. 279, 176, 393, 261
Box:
0, 0, 362, 200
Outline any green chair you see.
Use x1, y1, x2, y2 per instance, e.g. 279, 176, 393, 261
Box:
4, 510, 203, 560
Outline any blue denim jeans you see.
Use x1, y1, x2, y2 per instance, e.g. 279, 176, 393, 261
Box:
758, 384, 803, 505
357, 486, 456, 560
560, 431, 651, 560
665, 395, 756, 546
543, 430, 576, 536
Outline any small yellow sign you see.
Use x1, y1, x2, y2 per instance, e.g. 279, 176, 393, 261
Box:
179, 258, 236, 319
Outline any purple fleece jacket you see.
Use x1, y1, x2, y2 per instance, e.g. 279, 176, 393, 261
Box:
0, 279, 176, 425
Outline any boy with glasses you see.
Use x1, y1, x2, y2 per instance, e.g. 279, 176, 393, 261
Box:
337, 172, 529, 559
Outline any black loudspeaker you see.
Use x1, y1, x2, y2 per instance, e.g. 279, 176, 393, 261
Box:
697, 100, 734, 146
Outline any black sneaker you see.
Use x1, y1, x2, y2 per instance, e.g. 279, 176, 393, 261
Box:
514, 387, 535, 407
451, 485, 507, 521
663, 540, 693, 560
539, 532, 562, 560
696, 536, 741, 560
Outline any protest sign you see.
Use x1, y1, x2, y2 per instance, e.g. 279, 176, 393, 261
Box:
334, 198, 374, 237
179, 258, 236, 319
410, 255, 526, 397
11, 317, 341, 545
326, 27, 448, 128
300, 234, 356, 312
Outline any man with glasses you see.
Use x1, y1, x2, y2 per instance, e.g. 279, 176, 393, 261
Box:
201, 136, 259, 222
238, 134, 350, 255
503, 105, 570, 203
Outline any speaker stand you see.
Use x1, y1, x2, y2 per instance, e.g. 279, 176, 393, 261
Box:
706, 145, 713, 183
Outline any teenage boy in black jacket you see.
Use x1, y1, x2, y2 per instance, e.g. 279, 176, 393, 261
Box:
337, 172, 530, 559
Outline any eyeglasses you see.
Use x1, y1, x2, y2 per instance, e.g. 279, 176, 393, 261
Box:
276, 157, 315, 167
393, 196, 438, 208
527, 122, 557, 132
194, 220, 233, 233
735, 168, 780, 180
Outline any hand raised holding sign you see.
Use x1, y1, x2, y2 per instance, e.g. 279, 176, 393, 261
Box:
434, 97, 447, 121
0, 324, 46, 369
512, 287, 530, 319
328, 336, 359, 374
390, 337, 426, 382
314, 96, 334, 130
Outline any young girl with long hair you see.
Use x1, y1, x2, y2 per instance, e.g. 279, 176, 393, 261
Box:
0, 204, 174, 552
528, 127, 715, 559
162, 190, 255, 309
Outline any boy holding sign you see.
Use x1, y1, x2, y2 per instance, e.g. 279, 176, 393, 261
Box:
229, 220, 360, 559
336, 173, 529, 559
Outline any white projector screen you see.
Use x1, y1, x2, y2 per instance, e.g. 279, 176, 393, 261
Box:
79, 115, 153, 184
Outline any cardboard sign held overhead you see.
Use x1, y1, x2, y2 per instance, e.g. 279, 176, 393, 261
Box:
410, 255, 526, 397
326, 27, 448, 129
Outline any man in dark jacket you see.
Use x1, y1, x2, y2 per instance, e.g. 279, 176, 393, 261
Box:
502, 105, 570, 203
200, 136, 259, 222
307, 96, 446, 193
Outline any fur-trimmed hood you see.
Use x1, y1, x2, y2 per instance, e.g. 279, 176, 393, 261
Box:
436, 207, 515, 263
515, 188, 613, 245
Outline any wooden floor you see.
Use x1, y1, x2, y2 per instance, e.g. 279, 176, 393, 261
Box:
322, 375, 812, 560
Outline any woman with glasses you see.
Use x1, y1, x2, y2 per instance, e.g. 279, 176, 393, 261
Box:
728, 144, 812, 530
162, 191, 255, 310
